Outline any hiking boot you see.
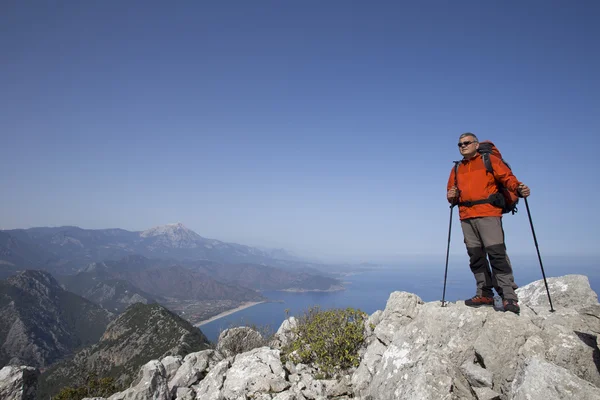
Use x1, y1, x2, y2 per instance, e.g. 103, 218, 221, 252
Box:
503, 299, 520, 314
464, 295, 494, 307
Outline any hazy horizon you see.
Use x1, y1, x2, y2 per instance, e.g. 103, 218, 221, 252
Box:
1, 221, 598, 266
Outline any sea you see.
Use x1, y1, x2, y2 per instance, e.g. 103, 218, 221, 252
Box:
199, 255, 599, 343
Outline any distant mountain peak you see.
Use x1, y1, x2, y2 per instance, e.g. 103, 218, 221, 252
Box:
140, 223, 199, 238
139, 223, 204, 248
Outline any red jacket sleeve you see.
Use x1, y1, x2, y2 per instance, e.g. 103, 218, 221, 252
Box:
490, 155, 521, 193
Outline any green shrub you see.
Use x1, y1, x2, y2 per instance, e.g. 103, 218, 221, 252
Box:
282, 306, 367, 377
53, 374, 121, 400
53, 386, 86, 400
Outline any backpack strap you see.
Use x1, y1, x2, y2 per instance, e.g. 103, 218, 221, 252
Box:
480, 152, 494, 174
458, 198, 496, 207
481, 152, 513, 175
452, 161, 460, 206
454, 158, 505, 208
453, 161, 460, 187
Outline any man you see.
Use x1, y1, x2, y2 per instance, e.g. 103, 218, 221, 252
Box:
447, 132, 530, 314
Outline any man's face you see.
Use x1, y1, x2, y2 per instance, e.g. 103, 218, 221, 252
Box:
458, 136, 479, 158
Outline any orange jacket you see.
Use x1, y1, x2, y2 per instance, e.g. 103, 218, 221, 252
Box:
447, 154, 521, 220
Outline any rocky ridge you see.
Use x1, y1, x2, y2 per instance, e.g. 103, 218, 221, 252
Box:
2, 274, 599, 400
0, 270, 112, 368
37, 302, 211, 398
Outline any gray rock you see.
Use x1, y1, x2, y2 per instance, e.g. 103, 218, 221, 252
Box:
473, 309, 541, 391
276, 316, 298, 335
322, 375, 352, 397
221, 347, 289, 398
0, 366, 39, 400
272, 391, 307, 400
541, 323, 600, 387
510, 357, 600, 400
108, 360, 169, 400
355, 286, 555, 399
296, 374, 324, 399
295, 363, 316, 374
473, 386, 501, 400
160, 355, 182, 381
579, 304, 600, 336
270, 317, 298, 350
193, 358, 230, 400
368, 344, 474, 400
518, 334, 546, 360
357, 298, 489, 396
217, 326, 265, 357
526, 304, 600, 387
351, 339, 386, 393
175, 387, 195, 400
517, 274, 599, 314
285, 360, 299, 374
373, 291, 423, 345
460, 361, 494, 388
367, 309, 383, 328
253, 393, 275, 400
168, 349, 222, 393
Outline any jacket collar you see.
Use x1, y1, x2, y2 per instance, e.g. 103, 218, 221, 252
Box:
462, 153, 481, 163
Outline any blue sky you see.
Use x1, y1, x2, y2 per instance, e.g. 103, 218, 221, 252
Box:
1, 1, 598, 263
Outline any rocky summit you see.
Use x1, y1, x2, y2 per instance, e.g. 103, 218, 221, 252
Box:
2, 274, 599, 400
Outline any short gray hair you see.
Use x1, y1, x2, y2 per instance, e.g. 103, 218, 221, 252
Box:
459, 132, 479, 142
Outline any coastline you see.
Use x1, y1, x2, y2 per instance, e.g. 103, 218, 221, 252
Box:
278, 285, 346, 293
194, 301, 266, 327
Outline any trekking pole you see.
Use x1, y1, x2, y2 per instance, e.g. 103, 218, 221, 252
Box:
524, 197, 555, 312
441, 204, 455, 307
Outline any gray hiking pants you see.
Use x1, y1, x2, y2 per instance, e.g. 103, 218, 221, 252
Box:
460, 217, 518, 301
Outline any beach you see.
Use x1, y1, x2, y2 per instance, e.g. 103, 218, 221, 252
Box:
194, 301, 266, 327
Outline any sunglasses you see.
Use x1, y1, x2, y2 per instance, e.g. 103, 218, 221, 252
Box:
457, 141, 475, 147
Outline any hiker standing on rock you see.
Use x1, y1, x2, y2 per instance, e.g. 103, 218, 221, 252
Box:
446, 132, 530, 314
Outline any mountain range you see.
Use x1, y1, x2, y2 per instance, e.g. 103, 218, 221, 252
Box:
1, 223, 344, 297
0, 223, 319, 275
